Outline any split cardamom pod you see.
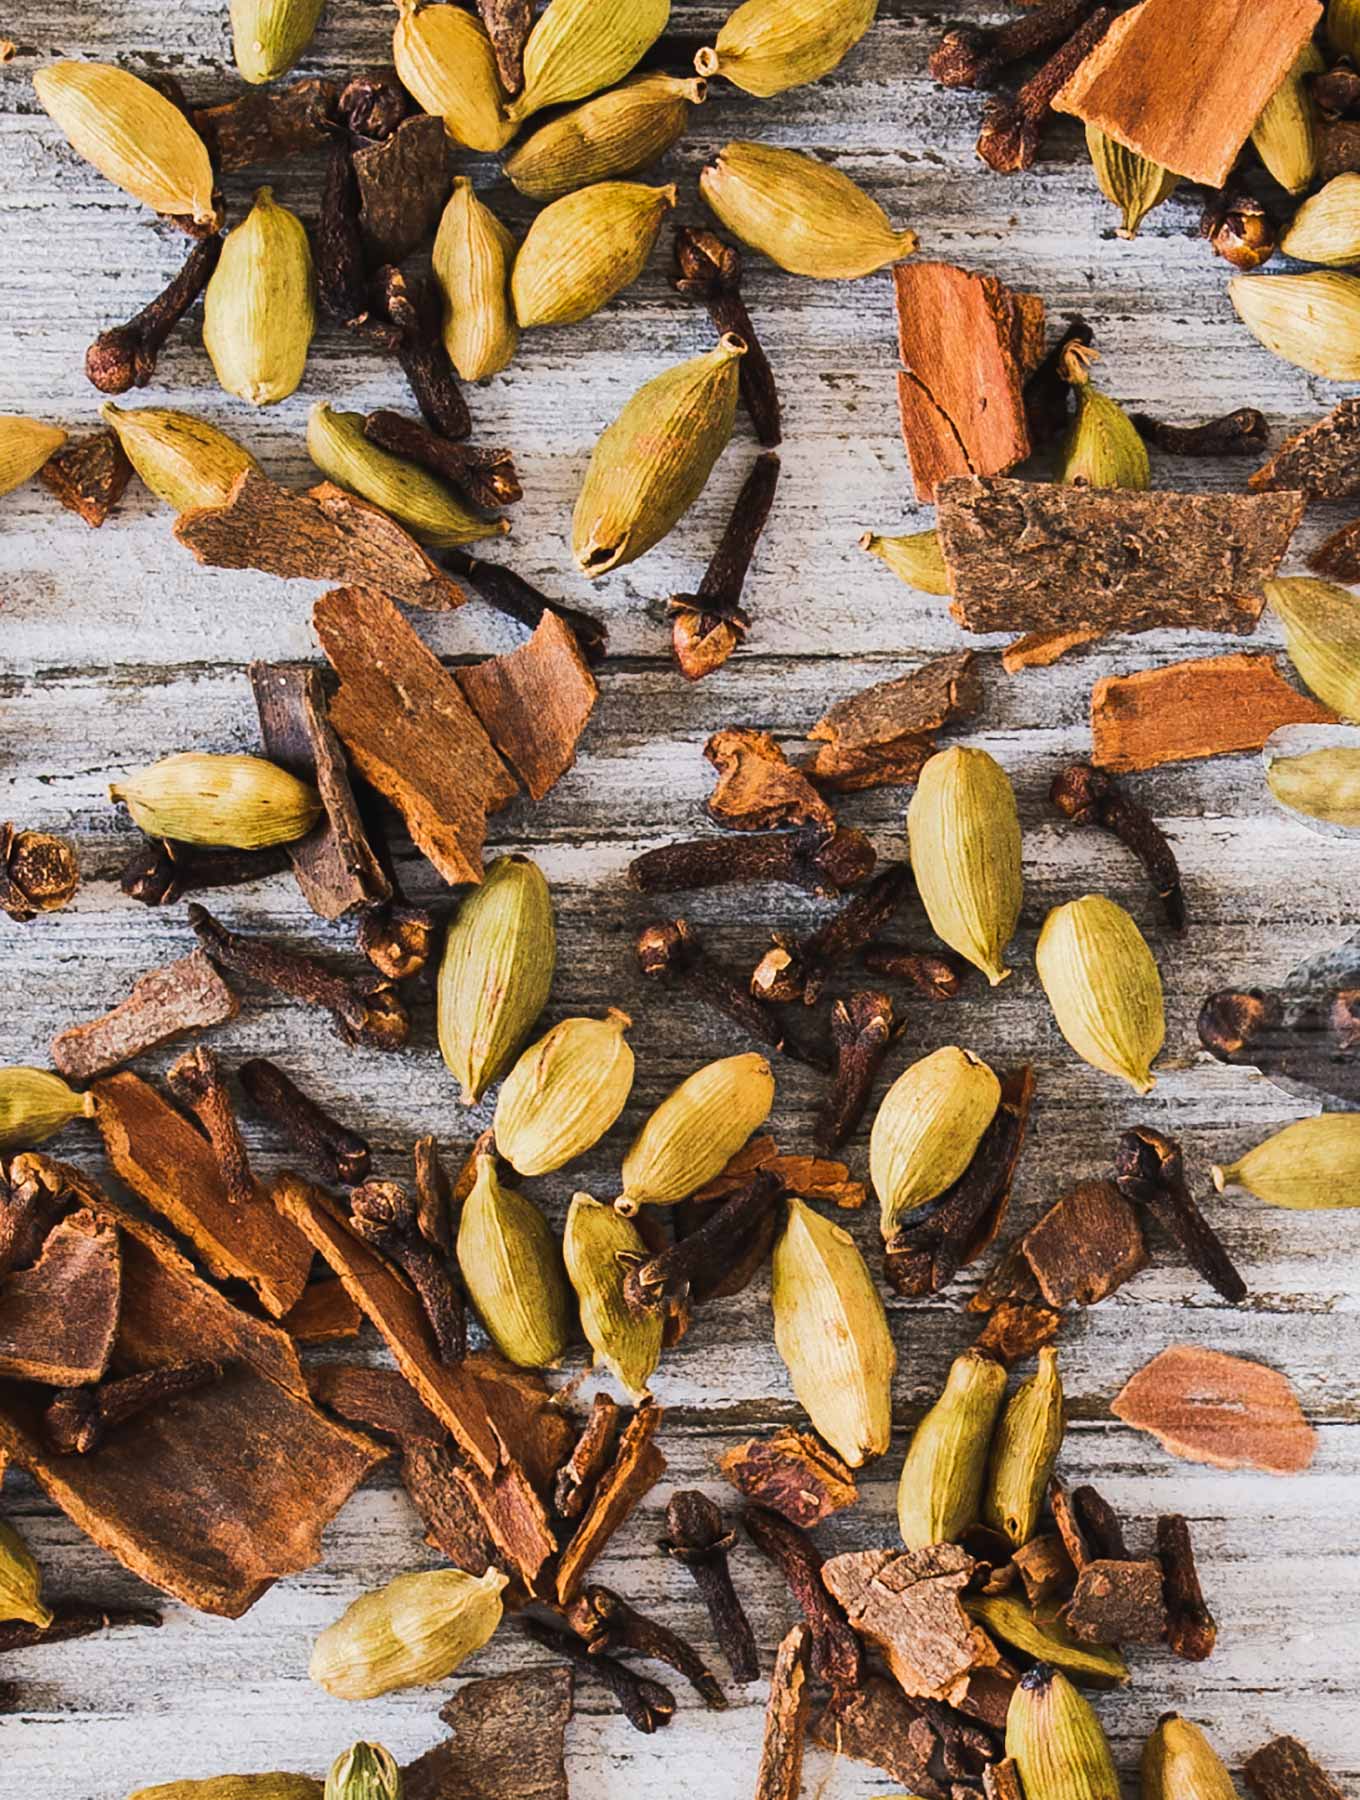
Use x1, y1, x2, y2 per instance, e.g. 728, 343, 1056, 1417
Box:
508, 0, 671, 124
771, 1196, 895, 1467
1230, 272, 1360, 380
907, 745, 1023, 986
859, 528, 951, 594
109, 752, 321, 849
1141, 1715, 1239, 1800
572, 334, 745, 577
457, 1153, 573, 1367
564, 1191, 663, 1400
100, 403, 259, 513
230, 0, 326, 84
967, 1593, 1129, 1688
870, 1045, 1001, 1239
1055, 344, 1150, 490
0, 1518, 52, 1627
130, 1780, 321, 1800
0, 1066, 94, 1151
1212, 1114, 1360, 1209
1265, 577, 1360, 721
504, 72, 705, 200
432, 178, 519, 382
512, 180, 677, 328
33, 62, 217, 226
309, 1565, 507, 1699
1251, 41, 1323, 196
1085, 124, 1177, 238
1007, 1665, 1121, 1800
1331, 0, 1360, 61
700, 140, 917, 279
695, 0, 878, 97
203, 187, 316, 407
896, 1347, 1007, 1549
495, 1010, 635, 1175
1036, 894, 1165, 1093
324, 1744, 402, 1800
982, 1345, 1065, 1547
308, 403, 507, 546
1281, 173, 1360, 267
436, 854, 556, 1105
618, 1050, 775, 1213
392, 1, 515, 151
0, 416, 66, 498
1267, 744, 1360, 828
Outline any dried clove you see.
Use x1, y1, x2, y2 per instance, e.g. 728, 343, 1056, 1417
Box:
413, 1134, 454, 1256
0, 1603, 162, 1652
751, 862, 915, 1006
0, 1156, 72, 1280
566, 1583, 726, 1710
630, 826, 874, 901
38, 429, 133, 527
977, 9, 1116, 173
1113, 1125, 1247, 1303
742, 1503, 861, 1691
192, 78, 339, 172
1024, 314, 1095, 449
1129, 408, 1269, 457
1156, 1513, 1217, 1661
1201, 185, 1277, 271
364, 410, 522, 513
51, 950, 238, 1083
624, 1170, 784, 1316
166, 1045, 256, 1210
85, 235, 222, 395
931, 0, 1100, 90
670, 452, 780, 682
522, 1615, 675, 1733
119, 838, 291, 907
673, 227, 781, 448
444, 549, 608, 666
317, 139, 381, 333
385, 269, 473, 442
1196, 985, 1360, 1103
347, 1177, 466, 1364
43, 1359, 225, 1455
661, 1490, 760, 1684
1050, 762, 1186, 933
817, 990, 899, 1150
1, 823, 79, 921
356, 897, 438, 983
339, 67, 411, 143
239, 1056, 371, 1186
861, 942, 969, 1002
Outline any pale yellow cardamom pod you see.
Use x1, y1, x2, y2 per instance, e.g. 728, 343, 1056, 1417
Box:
1230, 272, 1360, 380
109, 752, 321, 849
1084, 123, 1178, 238
1267, 744, 1360, 828
392, 1, 516, 151
495, 1010, 635, 1175
436, 854, 556, 1105
572, 334, 744, 577
1055, 344, 1150, 490
0, 1518, 52, 1628
859, 528, 951, 594
1251, 42, 1323, 196
308, 403, 507, 546
696, 0, 877, 97
504, 72, 706, 200
100, 403, 259, 513
512, 180, 677, 328
203, 187, 316, 407
508, 0, 671, 124
0, 416, 66, 497
1212, 1114, 1360, 1209
324, 1744, 401, 1800
457, 1153, 572, 1367
130, 1780, 322, 1800
907, 745, 1023, 985
563, 1190, 663, 1400
771, 1196, 895, 1467
870, 1045, 1001, 1238
618, 1050, 775, 1212
309, 1566, 507, 1699
1280, 173, 1360, 267
34, 62, 216, 224
230, 0, 326, 84
896, 1347, 1007, 1549
967, 1593, 1129, 1688
1007, 1666, 1121, 1800
1036, 894, 1165, 1093
700, 140, 917, 279
0, 1067, 94, 1152
1265, 576, 1360, 721
1330, 0, 1360, 64
432, 177, 519, 382
982, 1345, 1065, 1547
1141, 1715, 1240, 1800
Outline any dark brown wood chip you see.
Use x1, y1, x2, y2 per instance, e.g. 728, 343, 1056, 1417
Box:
1306, 515, 1360, 583
810, 1676, 945, 1798
973, 1300, 1061, 1367
0, 1209, 120, 1384
1157, 1513, 1217, 1661
51, 949, 238, 1082
822, 1544, 997, 1701
554, 1392, 620, 1519
719, 1426, 857, 1528
401, 1441, 500, 1580
555, 1401, 666, 1604
1251, 397, 1360, 498
755, 1624, 812, 1800
1245, 1739, 1349, 1800
192, 79, 338, 172
278, 1277, 364, 1345
1012, 1535, 1076, 1607
308, 1361, 447, 1447
403, 1666, 573, 1800
456, 612, 599, 801
1020, 1180, 1147, 1307
353, 113, 451, 264
1063, 1556, 1168, 1644
984, 1757, 1026, 1800
802, 651, 982, 793
38, 429, 131, 526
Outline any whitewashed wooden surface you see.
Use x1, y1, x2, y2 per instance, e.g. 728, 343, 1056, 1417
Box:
3, 2, 1360, 1794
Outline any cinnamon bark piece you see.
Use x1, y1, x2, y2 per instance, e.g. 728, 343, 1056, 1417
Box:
688, 1136, 864, 1209
278, 1278, 363, 1344
1002, 628, 1099, 673
938, 479, 1304, 641
0, 1210, 120, 1384
554, 1393, 620, 1519
455, 612, 599, 801
453, 1448, 559, 1596
1245, 1738, 1348, 1800
986, 1759, 1026, 1800
555, 1400, 666, 1603
308, 1362, 447, 1446
38, 430, 132, 526
314, 587, 518, 886
401, 1442, 500, 1578
1113, 1345, 1317, 1474
1251, 398, 1360, 498
249, 662, 390, 920
353, 113, 450, 264
755, 1625, 812, 1800
1091, 653, 1334, 773
1063, 1558, 1167, 1644
175, 471, 469, 612
802, 651, 983, 793
403, 1667, 574, 1800
51, 949, 238, 1082
701, 729, 834, 833
192, 79, 338, 171
810, 1676, 945, 1798
893, 263, 1043, 502
719, 1427, 857, 1528
1012, 1535, 1076, 1607
1305, 517, 1360, 583
974, 1300, 1061, 1367
1021, 1180, 1146, 1308
822, 1544, 998, 1701
1157, 1513, 1216, 1661
92, 1074, 312, 1318
1051, 0, 1321, 187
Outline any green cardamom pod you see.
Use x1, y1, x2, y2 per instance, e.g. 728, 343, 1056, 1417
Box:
457, 1153, 572, 1367
1085, 124, 1178, 238
512, 180, 677, 328
307, 403, 507, 547
1055, 344, 1150, 490
0, 416, 66, 498
508, 0, 671, 124
504, 72, 706, 200
859, 528, 951, 594
230, 0, 325, 84
495, 1010, 635, 1175
1141, 1715, 1240, 1800
1251, 42, 1323, 196
907, 745, 1023, 985
0, 1518, 52, 1627
696, 0, 877, 98
982, 1345, 1065, 1547
1265, 577, 1360, 721
1281, 173, 1360, 267
392, 1, 515, 152
1212, 1114, 1360, 1209
324, 1744, 402, 1800
0, 1066, 94, 1152
1007, 1666, 1120, 1800
1036, 895, 1165, 1093
436, 854, 556, 1105
1230, 272, 1360, 380
432, 177, 519, 382
1332, 0, 1360, 60
896, 1347, 1007, 1549
700, 140, 917, 279
129, 1780, 321, 1800
203, 187, 315, 407
109, 752, 321, 849
1267, 744, 1360, 828
100, 404, 258, 514
563, 1191, 662, 1400
309, 1566, 507, 1699
968, 1593, 1129, 1688
870, 1045, 1001, 1239
618, 1050, 775, 1212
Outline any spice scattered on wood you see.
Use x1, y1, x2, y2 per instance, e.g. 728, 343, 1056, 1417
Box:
43, 1358, 225, 1457
352, 113, 450, 265
554, 1392, 620, 1519
1113, 1344, 1317, 1474
754, 1624, 811, 1800
165, 1044, 257, 1212
862, 942, 969, 1002
348, 1176, 467, 1365
85, 235, 221, 395
566, 1583, 726, 1710
706, 727, 833, 835
0, 1208, 120, 1385
1090, 653, 1335, 773
630, 824, 874, 900
1020, 1179, 1147, 1307
1132, 408, 1269, 458
522, 1615, 674, 1734
931, 0, 1101, 89
0, 824, 80, 922
978, 8, 1117, 173
364, 410, 522, 513
818, 990, 899, 1150
974, 1299, 1062, 1367
1113, 1126, 1246, 1303
672, 228, 781, 448
192, 77, 339, 172
278, 1278, 363, 1346
239, 1056, 371, 1187
445, 548, 608, 664
119, 838, 290, 906
1157, 1512, 1217, 1661
810, 1676, 946, 1797
801, 650, 983, 793
309, 1361, 447, 1449
1051, 762, 1185, 933
403, 1666, 573, 1800
400, 1441, 500, 1578
38, 429, 132, 526
1245, 1738, 1349, 1800
671, 452, 781, 680
743, 1503, 861, 1690
689, 1135, 865, 1212
455, 612, 599, 801
51, 948, 238, 1082
823, 1543, 997, 1702
625, 1170, 783, 1318
719, 1427, 857, 1528
1305, 516, 1360, 584
751, 861, 914, 1006
1063, 1557, 1168, 1645
556, 1400, 666, 1604
1251, 396, 1360, 497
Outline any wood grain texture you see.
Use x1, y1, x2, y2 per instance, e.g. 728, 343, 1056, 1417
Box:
2, 2, 1360, 1795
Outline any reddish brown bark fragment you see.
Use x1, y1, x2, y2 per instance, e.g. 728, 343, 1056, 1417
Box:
755, 1624, 812, 1800
810, 1677, 945, 1798
353, 113, 450, 264
1013, 1535, 1076, 1607
1091, 653, 1334, 773
309, 1362, 445, 1446
403, 1666, 574, 1800
1063, 1557, 1167, 1644
555, 1393, 620, 1519
192, 79, 338, 171
974, 1300, 1061, 1367
555, 1401, 666, 1603
802, 651, 983, 793
1113, 1345, 1316, 1474
38, 430, 131, 526
1245, 1738, 1348, 1800
1251, 398, 1360, 498
689, 1136, 864, 1210
719, 1427, 857, 1528
1003, 628, 1099, 672
985, 1758, 1026, 1800
401, 1442, 500, 1578
1048, 1477, 1093, 1571
1021, 1180, 1146, 1307
0, 1210, 120, 1384
1157, 1513, 1217, 1661
703, 729, 835, 833
822, 1544, 998, 1701
454, 1451, 559, 1595
466, 1356, 577, 1496
279, 1278, 363, 1345
455, 613, 599, 802
51, 949, 238, 1082
1305, 517, 1360, 583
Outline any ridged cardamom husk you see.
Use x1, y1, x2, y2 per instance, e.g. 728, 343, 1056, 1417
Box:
572, 334, 744, 577
1085, 124, 1178, 238
230, 0, 326, 84
0, 1517, 53, 1628
508, 0, 671, 123
109, 752, 321, 849
1212, 1114, 1360, 1209
1230, 272, 1360, 380
1037, 895, 1164, 1093
618, 1050, 775, 1212
1251, 41, 1323, 196
0, 416, 66, 498
436, 854, 555, 1105
309, 1566, 507, 1699
907, 745, 1023, 986
324, 1744, 402, 1800
457, 1153, 573, 1367
968, 1594, 1129, 1688
100, 403, 258, 513
1141, 1715, 1239, 1800
33, 62, 217, 225
896, 1347, 1007, 1549
564, 1191, 662, 1400
1281, 173, 1360, 267
392, 1, 515, 151
203, 187, 316, 407
695, 0, 877, 97
1055, 345, 1150, 490
0, 1066, 94, 1151
308, 403, 507, 546
1265, 577, 1360, 721
130, 1781, 321, 1800
504, 72, 705, 200
1007, 1666, 1121, 1800
869, 1044, 1001, 1239
700, 140, 917, 279
1331, 0, 1360, 60
495, 1010, 635, 1175
1267, 744, 1360, 828
771, 1196, 895, 1467
983, 1345, 1065, 1547
432, 177, 519, 381
512, 180, 677, 328
859, 528, 950, 594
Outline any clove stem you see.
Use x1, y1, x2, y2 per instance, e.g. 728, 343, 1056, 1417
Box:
568, 1583, 726, 1710
522, 1616, 676, 1732
120, 837, 291, 907
1050, 762, 1186, 933
238, 1056, 371, 1186
85, 235, 222, 395
742, 1504, 860, 1691
444, 549, 608, 665
348, 1178, 466, 1363
624, 1171, 784, 1316
673, 228, 781, 448
1129, 408, 1268, 457
166, 1045, 256, 1209
43, 1360, 225, 1455
636, 919, 832, 1071
817, 990, 898, 1150
630, 827, 874, 902
751, 863, 914, 1006
661, 1490, 759, 1685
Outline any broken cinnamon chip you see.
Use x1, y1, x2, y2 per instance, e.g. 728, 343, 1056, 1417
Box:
554, 1391, 620, 1520
403, 1666, 574, 1800
38, 429, 131, 527
1012, 1534, 1076, 1608
455, 612, 599, 802
810, 1676, 945, 1799
0, 1208, 121, 1385
401, 1441, 500, 1579
688, 1135, 864, 1210
555, 1399, 666, 1604
1002, 628, 1099, 673
1112, 1345, 1317, 1474
1020, 1180, 1147, 1307
755, 1624, 812, 1800
278, 1277, 364, 1345
703, 728, 835, 833
1304, 516, 1360, 584
1251, 397, 1360, 499
719, 1427, 857, 1528
1157, 1512, 1217, 1662
454, 1441, 559, 1597
822, 1544, 998, 1701
973, 1300, 1061, 1368
802, 651, 983, 793
50, 948, 238, 1082
1062, 1557, 1167, 1645
308, 1360, 447, 1447
1245, 1737, 1348, 1800
353, 112, 450, 265
1091, 653, 1335, 773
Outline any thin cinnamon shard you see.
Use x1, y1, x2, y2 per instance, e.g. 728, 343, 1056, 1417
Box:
810, 1676, 945, 1798
456, 612, 599, 802
0, 1209, 121, 1384
1021, 1180, 1146, 1307
986, 1758, 1026, 1800
38, 430, 131, 527
974, 1300, 1061, 1368
1251, 398, 1360, 498
1157, 1513, 1217, 1661
1113, 1345, 1317, 1474
1305, 516, 1360, 583
822, 1544, 998, 1701
688, 1135, 864, 1210
554, 1393, 620, 1519
803, 651, 983, 793
403, 1667, 574, 1800
93, 1073, 313, 1319
1003, 628, 1099, 673
755, 1624, 812, 1800
401, 1441, 500, 1577
1091, 653, 1335, 773
702, 729, 835, 833
1012, 1535, 1076, 1608
314, 586, 518, 886
1063, 1557, 1167, 1645
1245, 1738, 1347, 1800
555, 1400, 666, 1603
279, 1277, 364, 1345
719, 1427, 857, 1528
51, 949, 238, 1082
353, 113, 450, 264
175, 470, 469, 612
308, 1361, 446, 1445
